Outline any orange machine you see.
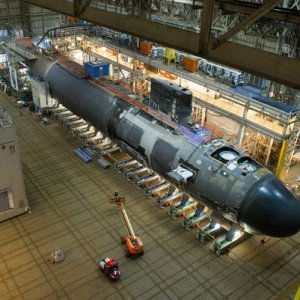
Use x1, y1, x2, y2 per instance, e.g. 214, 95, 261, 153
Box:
139, 42, 152, 56
183, 56, 199, 72
111, 192, 144, 256
68, 16, 77, 24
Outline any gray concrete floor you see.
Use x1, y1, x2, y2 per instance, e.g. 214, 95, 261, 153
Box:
0, 92, 299, 300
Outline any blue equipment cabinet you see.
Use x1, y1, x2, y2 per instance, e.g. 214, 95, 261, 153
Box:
85, 61, 110, 78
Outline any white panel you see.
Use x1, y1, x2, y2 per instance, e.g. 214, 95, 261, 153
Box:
0, 119, 28, 221
31, 78, 49, 109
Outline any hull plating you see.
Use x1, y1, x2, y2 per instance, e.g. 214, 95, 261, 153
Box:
33, 59, 300, 238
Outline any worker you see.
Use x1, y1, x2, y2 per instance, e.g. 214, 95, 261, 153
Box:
112, 191, 125, 205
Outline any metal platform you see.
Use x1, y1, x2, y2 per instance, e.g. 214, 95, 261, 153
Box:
84, 36, 299, 140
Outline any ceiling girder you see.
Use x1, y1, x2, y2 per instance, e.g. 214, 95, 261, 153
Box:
81, 0, 93, 15
214, 0, 281, 48
217, 1, 300, 24
208, 41, 300, 90
25, 0, 300, 89
26, 0, 72, 15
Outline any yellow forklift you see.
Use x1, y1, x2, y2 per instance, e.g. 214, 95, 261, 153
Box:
111, 192, 144, 257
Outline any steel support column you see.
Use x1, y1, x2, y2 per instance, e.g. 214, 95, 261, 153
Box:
199, 0, 214, 55
21, 0, 31, 36
276, 139, 288, 178
74, 0, 81, 17
80, 0, 92, 15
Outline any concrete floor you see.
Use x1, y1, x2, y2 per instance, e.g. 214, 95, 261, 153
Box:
0, 92, 299, 300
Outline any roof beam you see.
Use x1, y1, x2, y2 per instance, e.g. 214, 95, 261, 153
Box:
24, 0, 300, 89
207, 42, 300, 90
214, 0, 281, 48
217, 0, 300, 24
81, 6, 198, 52
80, 0, 92, 15
26, 0, 73, 15
171, 0, 300, 24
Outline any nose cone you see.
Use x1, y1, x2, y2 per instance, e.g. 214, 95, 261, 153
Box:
239, 175, 300, 237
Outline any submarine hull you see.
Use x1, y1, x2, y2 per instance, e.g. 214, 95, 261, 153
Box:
33, 58, 300, 238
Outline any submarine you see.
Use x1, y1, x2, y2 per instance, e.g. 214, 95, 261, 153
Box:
31, 57, 300, 238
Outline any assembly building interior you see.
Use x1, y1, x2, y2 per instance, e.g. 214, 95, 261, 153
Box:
0, 0, 300, 299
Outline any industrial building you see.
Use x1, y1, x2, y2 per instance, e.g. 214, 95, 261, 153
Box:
0, 1, 300, 299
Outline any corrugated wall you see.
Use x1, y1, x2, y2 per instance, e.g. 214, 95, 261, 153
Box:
0, 0, 63, 36
28, 4, 62, 36
0, 0, 23, 34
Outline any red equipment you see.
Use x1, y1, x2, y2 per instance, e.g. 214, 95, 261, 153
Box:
97, 257, 121, 281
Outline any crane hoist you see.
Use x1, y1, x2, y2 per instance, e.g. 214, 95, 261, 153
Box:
111, 192, 144, 256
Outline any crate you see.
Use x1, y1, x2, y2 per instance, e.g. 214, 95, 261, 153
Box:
68, 16, 77, 24
151, 47, 165, 59
140, 42, 152, 55
183, 57, 199, 73
111, 50, 118, 56
84, 61, 110, 77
